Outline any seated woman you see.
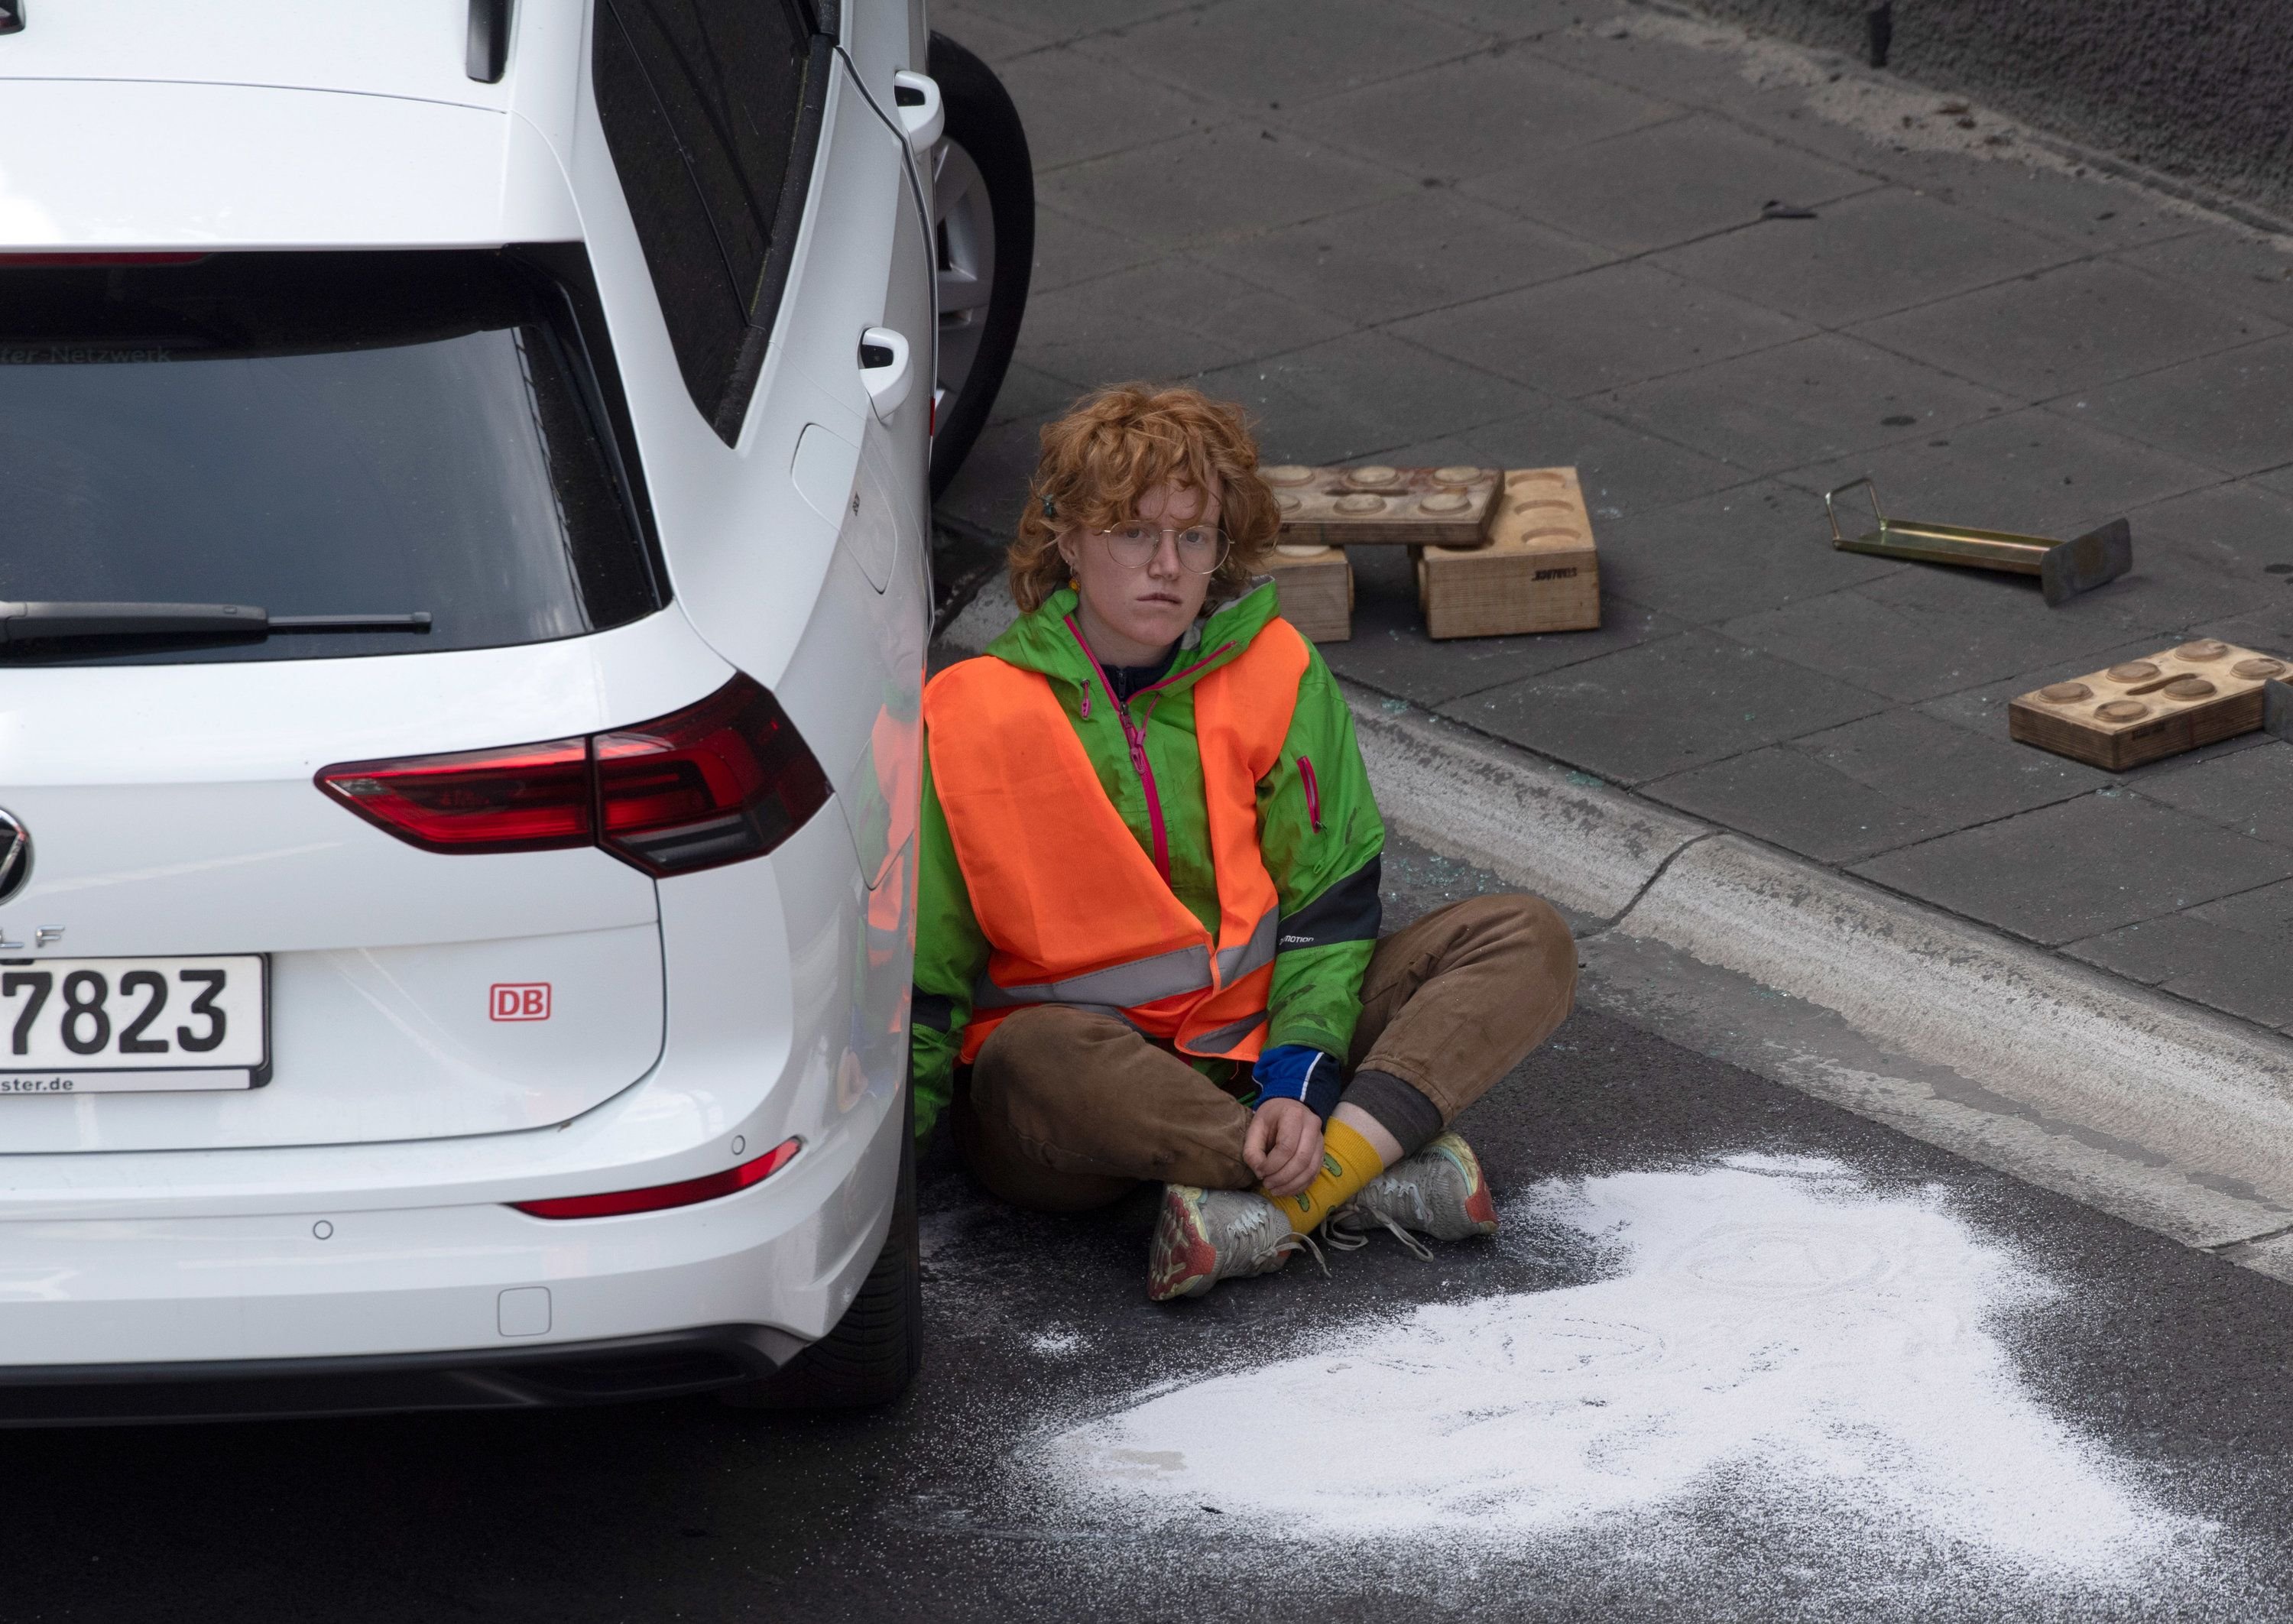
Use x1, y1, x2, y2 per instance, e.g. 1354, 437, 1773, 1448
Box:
912, 384, 1577, 1299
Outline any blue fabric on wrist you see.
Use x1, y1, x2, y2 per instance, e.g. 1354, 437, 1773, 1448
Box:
1251, 1044, 1344, 1120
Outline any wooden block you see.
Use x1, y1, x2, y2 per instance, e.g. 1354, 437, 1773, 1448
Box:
1267, 463, 1500, 547
1415, 467, 1601, 640
1266, 543, 1352, 642
2008, 640, 2290, 769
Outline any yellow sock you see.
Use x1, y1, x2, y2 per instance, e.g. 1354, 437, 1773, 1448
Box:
1262, 1118, 1387, 1234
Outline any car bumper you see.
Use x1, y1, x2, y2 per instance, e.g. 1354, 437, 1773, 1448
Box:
0, 1081, 906, 1418
0, 1324, 800, 1427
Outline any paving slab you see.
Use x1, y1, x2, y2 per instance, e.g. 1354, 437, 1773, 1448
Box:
1461, 112, 1877, 254
1394, 260, 1815, 398
1646, 704, 2107, 863
1717, 569, 2148, 702
926, 0, 1050, 60
2065, 333, 2293, 478
1649, 186, 2075, 328
1798, 702, 2113, 823
931, 413, 1043, 537
1106, 0, 1487, 112
2068, 890, 2293, 1033
988, 44, 1215, 170
1526, 12, 1797, 110
1279, 44, 1673, 179
1393, 0, 1590, 36
2106, 480, 2293, 628
1835, 146, 2207, 255
1643, 741, 1970, 863
1850, 790, 2293, 945
1850, 258, 2279, 400
1193, 186, 1613, 326
1015, 257, 1351, 383
1588, 480, 1905, 626
1193, 329, 1545, 465
1782, 404, 2218, 538
1026, 204, 1159, 294
1440, 625, 1887, 783
1324, 553, 1688, 705
2138, 740, 2293, 850
1593, 331, 2019, 477
1037, 123, 1415, 250
2117, 230, 2293, 329
976, 359, 1084, 428
1370, 393, 1743, 518
942, 0, 1184, 45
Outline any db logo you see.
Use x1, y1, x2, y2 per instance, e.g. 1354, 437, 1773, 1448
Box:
490, 983, 552, 1022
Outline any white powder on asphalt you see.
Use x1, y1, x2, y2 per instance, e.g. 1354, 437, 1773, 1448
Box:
1039, 1156, 2210, 1587
1030, 1329, 1087, 1358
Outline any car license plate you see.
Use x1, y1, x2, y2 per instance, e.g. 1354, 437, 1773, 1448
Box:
0, 956, 268, 1094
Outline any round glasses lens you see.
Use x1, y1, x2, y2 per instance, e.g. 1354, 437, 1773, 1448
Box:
1098, 524, 1230, 572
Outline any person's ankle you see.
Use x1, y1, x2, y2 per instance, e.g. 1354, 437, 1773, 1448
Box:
1329, 1102, 1401, 1167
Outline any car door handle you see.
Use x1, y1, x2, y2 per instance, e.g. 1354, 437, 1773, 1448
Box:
892, 70, 943, 153
858, 327, 913, 421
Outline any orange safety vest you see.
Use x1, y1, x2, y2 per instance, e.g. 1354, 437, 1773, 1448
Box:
924, 619, 1311, 1065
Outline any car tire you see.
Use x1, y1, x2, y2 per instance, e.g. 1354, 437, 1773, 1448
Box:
926, 30, 1035, 501
720, 1087, 923, 1411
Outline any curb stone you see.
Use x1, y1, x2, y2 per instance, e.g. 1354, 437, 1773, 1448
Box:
1350, 689, 2293, 1278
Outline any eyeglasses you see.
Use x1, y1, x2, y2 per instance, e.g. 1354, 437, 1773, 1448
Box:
1093, 522, 1231, 574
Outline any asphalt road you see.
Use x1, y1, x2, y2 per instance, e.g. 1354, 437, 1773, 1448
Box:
5, 838, 2291, 1623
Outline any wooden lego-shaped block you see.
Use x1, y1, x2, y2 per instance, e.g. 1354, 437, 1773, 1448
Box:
2009, 640, 2290, 769
1267, 463, 1501, 547
1415, 467, 1601, 640
1267, 543, 1352, 643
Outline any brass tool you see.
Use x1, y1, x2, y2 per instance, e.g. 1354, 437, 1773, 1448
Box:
1822, 478, 2132, 607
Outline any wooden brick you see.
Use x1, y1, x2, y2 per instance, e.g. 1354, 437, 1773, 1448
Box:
1416, 467, 1601, 640
1266, 543, 1352, 642
2008, 640, 2290, 769
1267, 463, 1500, 547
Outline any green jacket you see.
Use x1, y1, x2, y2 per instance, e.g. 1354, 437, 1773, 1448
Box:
910, 582, 1386, 1138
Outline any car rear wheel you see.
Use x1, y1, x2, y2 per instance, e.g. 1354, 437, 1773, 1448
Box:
720, 1086, 922, 1410
926, 31, 1034, 500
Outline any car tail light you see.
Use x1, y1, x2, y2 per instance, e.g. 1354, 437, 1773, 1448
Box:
595, 676, 832, 877
510, 1136, 802, 1219
316, 737, 592, 854
316, 675, 830, 875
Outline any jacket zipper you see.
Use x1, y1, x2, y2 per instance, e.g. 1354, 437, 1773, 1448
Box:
1298, 754, 1322, 831
1065, 615, 1172, 883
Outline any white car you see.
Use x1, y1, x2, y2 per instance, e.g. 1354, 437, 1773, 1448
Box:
0, 0, 1030, 1421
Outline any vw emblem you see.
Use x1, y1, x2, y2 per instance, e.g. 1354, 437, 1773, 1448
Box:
0, 811, 28, 905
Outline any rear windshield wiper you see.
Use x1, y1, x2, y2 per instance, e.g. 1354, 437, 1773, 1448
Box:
0, 602, 430, 643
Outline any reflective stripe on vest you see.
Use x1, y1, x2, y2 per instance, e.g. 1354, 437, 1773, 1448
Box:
971, 903, 1279, 1012
925, 614, 1310, 1065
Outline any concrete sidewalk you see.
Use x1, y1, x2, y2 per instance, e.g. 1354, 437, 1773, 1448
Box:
932, 0, 2293, 1039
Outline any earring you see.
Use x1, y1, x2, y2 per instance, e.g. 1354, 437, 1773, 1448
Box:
1041, 493, 1058, 518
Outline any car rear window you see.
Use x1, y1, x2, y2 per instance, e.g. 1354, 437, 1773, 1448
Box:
0, 249, 666, 665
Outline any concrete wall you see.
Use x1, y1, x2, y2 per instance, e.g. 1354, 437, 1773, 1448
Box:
1687, 0, 2293, 220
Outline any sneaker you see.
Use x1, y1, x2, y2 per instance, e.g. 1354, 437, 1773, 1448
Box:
1146, 1185, 1306, 1301
1330, 1132, 1499, 1253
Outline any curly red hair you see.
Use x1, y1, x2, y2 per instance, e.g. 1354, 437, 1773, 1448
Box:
1009, 384, 1279, 614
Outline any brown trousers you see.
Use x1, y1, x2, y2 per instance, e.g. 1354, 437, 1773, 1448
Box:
952, 893, 1577, 1213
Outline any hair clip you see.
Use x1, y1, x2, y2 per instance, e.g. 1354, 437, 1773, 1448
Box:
1041, 493, 1057, 519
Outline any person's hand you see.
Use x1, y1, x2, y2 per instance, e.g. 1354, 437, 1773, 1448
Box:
1245, 1097, 1323, 1200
